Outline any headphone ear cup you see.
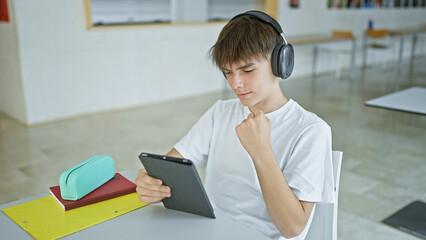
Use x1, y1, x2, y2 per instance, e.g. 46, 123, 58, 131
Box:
279, 44, 294, 79
272, 44, 295, 79
271, 44, 282, 78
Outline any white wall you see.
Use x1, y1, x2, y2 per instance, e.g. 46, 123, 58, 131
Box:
0, 0, 26, 123
13, 0, 224, 125
1, 0, 425, 125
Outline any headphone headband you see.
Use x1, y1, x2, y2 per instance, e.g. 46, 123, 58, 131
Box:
228, 10, 294, 79
230, 10, 288, 45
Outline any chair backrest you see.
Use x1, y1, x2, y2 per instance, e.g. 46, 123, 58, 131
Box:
305, 151, 343, 240
332, 30, 354, 38
366, 29, 389, 38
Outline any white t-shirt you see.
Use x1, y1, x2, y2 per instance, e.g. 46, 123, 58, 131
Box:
174, 98, 334, 240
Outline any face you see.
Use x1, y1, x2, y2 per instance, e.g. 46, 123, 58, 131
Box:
223, 57, 283, 113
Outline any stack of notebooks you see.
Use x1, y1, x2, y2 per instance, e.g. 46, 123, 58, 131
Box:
3, 172, 148, 239
49, 172, 136, 210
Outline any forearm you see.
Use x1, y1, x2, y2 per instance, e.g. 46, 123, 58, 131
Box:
251, 148, 312, 238
235, 110, 313, 237
165, 148, 183, 158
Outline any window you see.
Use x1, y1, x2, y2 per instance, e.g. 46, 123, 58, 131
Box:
89, 0, 170, 26
208, 0, 265, 21
85, 0, 278, 28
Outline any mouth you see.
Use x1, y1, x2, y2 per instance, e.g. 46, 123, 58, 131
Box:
236, 92, 252, 100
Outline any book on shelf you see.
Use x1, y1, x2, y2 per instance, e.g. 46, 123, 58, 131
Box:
49, 172, 136, 211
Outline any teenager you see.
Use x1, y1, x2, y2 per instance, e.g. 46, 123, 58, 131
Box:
135, 11, 334, 240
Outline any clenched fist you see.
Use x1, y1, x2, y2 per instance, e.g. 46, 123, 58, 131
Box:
235, 111, 272, 160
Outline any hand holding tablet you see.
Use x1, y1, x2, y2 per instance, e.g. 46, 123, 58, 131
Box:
135, 168, 172, 204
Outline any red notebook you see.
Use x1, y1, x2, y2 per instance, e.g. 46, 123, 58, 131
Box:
49, 173, 136, 211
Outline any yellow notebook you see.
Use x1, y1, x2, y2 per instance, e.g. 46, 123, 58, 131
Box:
2, 193, 148, 239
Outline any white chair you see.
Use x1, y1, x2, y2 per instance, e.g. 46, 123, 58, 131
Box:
305, 150, 343, 240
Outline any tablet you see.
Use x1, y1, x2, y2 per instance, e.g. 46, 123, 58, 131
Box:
139, 152, 215, 219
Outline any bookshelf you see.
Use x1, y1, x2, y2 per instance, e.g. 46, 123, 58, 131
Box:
328, 0, 426, 8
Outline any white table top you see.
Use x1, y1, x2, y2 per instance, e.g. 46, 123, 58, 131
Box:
365, 86, 426, 115
0, 170, 269, 240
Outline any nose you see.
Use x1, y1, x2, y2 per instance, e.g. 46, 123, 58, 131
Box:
227, 73, 243, 90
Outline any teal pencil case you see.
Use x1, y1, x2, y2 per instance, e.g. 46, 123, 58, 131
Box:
59, 155, 115, 200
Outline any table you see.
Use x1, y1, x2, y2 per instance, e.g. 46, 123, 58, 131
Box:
290, 34, 357, 80
389, 28, 426, 72
365, 86, 426, 115
362, 27, 426, 72
0, 170, 269, 240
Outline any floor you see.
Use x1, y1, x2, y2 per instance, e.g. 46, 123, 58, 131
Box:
1, 58, 425, 239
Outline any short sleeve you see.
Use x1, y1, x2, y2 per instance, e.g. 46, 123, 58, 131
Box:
174, 101, 220, 168
283, 123, 335, 204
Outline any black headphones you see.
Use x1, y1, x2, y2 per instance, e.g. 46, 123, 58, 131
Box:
229, 10, 294, 79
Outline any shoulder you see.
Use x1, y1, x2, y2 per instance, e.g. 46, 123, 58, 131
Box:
295, 103, 331, 140
279, 100, 331, 135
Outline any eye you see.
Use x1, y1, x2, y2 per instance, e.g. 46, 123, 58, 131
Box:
244, 69, 254, 73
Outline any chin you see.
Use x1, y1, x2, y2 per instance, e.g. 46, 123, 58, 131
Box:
238, 98, 255, 108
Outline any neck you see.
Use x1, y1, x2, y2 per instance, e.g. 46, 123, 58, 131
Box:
249, 91, 288, 114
